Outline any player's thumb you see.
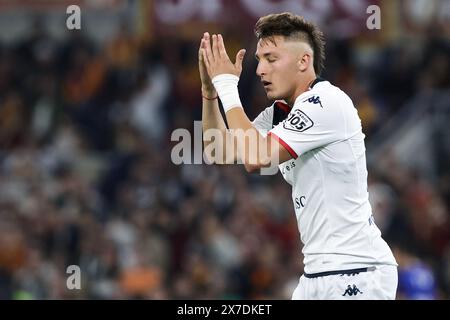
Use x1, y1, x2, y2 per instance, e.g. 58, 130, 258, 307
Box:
234, 49, 246, 72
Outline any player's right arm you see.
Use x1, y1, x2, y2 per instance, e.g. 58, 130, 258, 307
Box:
200, 36, 238, 164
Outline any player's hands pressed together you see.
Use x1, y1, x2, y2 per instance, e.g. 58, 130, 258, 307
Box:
200, 32, 246, 79
198, 33, 216, 98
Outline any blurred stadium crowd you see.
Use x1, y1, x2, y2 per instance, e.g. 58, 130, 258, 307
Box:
0, 0, 449, 299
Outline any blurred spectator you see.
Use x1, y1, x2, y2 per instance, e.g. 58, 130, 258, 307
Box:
394, 244, 438, 300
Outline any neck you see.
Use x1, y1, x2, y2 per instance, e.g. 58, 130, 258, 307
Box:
286, 73, 316, 107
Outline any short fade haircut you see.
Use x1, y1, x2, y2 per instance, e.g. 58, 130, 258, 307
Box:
254, 12, 326, 75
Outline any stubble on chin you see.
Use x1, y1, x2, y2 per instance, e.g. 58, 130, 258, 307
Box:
267, 93, 281, 102
265, 91, 275, 101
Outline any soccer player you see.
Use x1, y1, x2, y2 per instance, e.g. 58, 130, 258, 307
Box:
199, 12, 398, 299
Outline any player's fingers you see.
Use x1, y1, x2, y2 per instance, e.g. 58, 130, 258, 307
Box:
199, 39, 208, 62
199, 41, 210, 73
234, 49, 246, 72
201, 49, 211, 72
218, 34, 229, 59
212, 34, 220, 59
203, 32, 214, 63
198, 39, 203, 61
199, 46, 204, 64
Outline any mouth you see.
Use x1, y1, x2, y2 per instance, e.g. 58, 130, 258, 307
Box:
261, 80, 272, 89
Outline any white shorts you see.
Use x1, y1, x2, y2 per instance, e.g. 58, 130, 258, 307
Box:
292, 265, 398, 300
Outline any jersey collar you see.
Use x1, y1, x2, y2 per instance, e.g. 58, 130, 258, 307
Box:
309, 77, 326, 89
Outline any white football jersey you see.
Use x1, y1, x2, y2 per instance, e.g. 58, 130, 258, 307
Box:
252, 79, 397, 274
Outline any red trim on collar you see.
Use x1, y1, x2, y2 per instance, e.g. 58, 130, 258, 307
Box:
275, 101, 291, 113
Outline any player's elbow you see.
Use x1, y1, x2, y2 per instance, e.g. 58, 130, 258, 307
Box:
203, 151, 215, 165
244, 162, 260, 173
243, 155, 272, 173
202, 150, 231, 165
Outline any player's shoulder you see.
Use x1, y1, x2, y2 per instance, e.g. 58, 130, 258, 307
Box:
296, 78, 352, 110
310, 79, 343, 100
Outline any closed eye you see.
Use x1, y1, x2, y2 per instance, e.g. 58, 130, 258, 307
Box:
255, 52, 277, 63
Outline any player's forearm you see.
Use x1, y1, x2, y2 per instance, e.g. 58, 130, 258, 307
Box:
201, 94, 226, 132
201, 91, 236, 164
225, 108, 272, 171
210, 75, 273, 169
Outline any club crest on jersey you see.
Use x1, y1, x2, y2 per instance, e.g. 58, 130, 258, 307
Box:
283, 109, 314, 132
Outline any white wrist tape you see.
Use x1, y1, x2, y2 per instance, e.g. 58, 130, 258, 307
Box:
211, 74, 243, 113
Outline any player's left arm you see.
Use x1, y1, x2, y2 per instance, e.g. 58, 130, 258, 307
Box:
225, 108, 292, 172
201, 33, 293, 172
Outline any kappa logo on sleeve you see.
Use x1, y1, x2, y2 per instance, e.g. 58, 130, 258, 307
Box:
303, 95, 323, 108
283, 109, 314, 132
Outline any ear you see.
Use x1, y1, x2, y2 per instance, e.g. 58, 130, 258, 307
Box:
297, 53, 311, 72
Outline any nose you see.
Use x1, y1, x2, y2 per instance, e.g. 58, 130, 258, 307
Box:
256, 61, 266, 77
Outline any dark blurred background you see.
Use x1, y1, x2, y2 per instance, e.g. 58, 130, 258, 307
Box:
0, 0, 449, 300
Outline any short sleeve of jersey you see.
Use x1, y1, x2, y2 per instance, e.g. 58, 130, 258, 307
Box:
269, 93, 344, 159
251, 105, 274, 137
